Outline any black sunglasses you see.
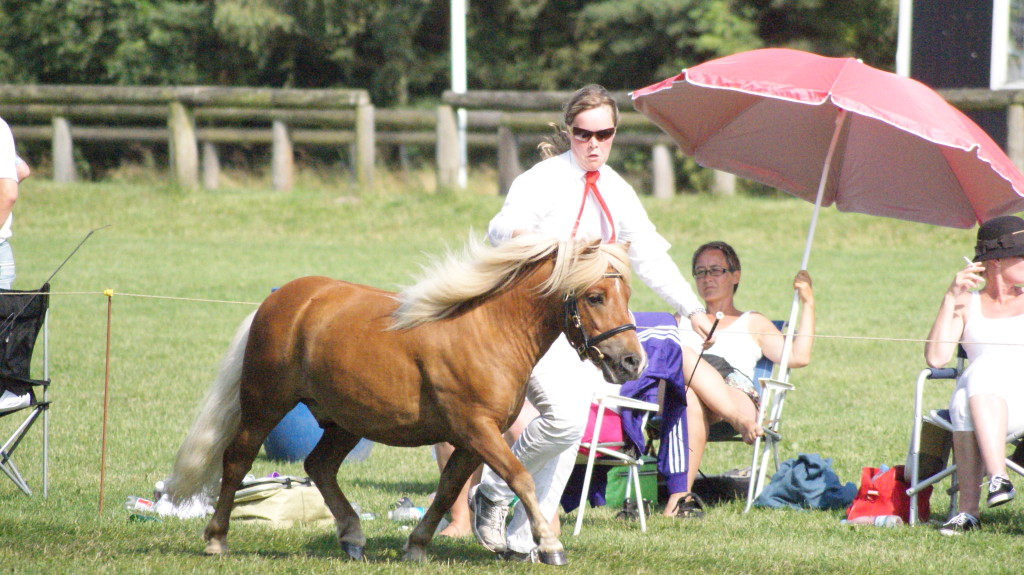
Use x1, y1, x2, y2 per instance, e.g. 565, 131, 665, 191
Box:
571, 126, 616, 143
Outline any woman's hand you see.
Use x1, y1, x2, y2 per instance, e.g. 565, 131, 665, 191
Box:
689, 312, 716, 347
793, 270, 813, 304
949, 261, 985, 297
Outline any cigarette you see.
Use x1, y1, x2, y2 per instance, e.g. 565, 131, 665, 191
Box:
963, 256, 973, 266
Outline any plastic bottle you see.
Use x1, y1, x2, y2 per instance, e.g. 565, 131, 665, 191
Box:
841, 515, 903, 527
388, 497, 426, 521
124, 496, 155, 512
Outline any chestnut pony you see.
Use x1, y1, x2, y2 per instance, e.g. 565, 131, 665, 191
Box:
165, 235, 645, 564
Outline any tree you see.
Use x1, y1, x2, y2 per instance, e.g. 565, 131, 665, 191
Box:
0, 0, 225, 85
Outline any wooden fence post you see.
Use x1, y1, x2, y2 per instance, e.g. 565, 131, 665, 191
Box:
1008, 103, 1024, 175
651, 144, 674, 198
497, 124, 521, 195
202, 142, 220, 190
52, 116, 75, 183
167, 101, 199, 189
355, 103, 374, 189
436, 105, 459, 189
271, 120, 294, 192
711, 169, 736, 196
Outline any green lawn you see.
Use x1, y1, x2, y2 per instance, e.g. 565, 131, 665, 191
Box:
0, 173, 1021, 574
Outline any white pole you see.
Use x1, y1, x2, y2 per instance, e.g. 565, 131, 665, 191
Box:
895, 0, 913, 77
452, 0, 468, 188
777, 109, 848, 381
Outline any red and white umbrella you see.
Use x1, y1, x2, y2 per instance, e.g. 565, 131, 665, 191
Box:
632, 47, 1024, 367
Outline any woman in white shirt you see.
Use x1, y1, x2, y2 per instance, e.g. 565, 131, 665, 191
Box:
668, 241, 815, 517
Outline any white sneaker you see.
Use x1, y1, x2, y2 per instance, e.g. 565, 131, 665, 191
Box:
0, 389, 30, 413
469, 484, 508, 553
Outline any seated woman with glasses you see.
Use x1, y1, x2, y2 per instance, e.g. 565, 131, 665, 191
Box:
620, 241, 815, 518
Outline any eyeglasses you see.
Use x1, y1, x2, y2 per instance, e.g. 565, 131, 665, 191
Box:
571, 126, 616, 143
693, 266, 733, 279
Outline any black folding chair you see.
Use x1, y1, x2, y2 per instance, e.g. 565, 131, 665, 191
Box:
0, 283, 51, 496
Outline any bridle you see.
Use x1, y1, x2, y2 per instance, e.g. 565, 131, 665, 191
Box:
563, 272, 637, 362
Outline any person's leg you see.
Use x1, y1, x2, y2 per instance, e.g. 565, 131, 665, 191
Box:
682, 350, 761, 443
434, 442, 478, 537
662, 387, 705, 516
968, 394, 1009, 478
0, 240, 15, 290
951, 430, 983, 518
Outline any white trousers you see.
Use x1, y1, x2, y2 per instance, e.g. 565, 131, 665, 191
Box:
478, 334, 602, 553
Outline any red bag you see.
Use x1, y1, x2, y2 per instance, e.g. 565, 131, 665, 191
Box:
847, 465, 931, 523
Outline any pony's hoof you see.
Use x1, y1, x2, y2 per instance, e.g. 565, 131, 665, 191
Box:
401, 547, 427, 562
203, 539, 227, 555
340, 542, 364, 561
539, 550, 568, 566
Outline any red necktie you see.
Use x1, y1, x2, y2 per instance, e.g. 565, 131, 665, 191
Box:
571, 171, 616, 242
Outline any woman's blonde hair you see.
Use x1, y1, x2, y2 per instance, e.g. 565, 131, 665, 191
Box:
537, 84, 619, 160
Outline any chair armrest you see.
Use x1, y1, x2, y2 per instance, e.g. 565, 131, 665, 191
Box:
925, 367, 958, 380
596, 394, 659, 413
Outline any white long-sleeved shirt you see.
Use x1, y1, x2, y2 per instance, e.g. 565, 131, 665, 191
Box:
0, 119, 18, 241
487, 151, 702, 316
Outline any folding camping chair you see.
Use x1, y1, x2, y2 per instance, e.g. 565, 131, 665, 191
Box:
572, 392, 659, 536
632, 312, 793, 512
0, 284, 51, 497
906, 347, 1024, 526
710, 332, 791, 512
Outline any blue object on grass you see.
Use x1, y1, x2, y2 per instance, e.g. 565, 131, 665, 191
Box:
263, 404, 375, 463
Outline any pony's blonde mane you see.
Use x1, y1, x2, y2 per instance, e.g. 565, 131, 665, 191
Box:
391, 235, 631, 329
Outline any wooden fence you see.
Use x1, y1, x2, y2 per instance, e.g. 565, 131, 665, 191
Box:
2, 85, 1024, 196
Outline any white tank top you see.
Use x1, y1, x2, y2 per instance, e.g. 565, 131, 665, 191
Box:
679, 311, 764, 380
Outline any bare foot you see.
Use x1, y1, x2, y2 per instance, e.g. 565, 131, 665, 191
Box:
663, 492, 685, 517
437, 520, 472, 538
734, 417, 763, 444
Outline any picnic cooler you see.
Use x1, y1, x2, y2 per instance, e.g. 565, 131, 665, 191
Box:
604, 460, 659, 508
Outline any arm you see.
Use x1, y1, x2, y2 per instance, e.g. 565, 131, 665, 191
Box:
756, 270, 815, 367
0, 179, 16, 226
0, 123, 18, 226
615, 185, 707, 337
15, 156, 29, 181
487, 164, 551, 246
924, 261, 981, 368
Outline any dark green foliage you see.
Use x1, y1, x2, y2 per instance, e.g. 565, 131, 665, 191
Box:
0, 0, 897, 101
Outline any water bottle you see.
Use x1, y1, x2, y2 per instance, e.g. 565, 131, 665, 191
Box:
387, 497, 425, 521
124, 496, 155, 512
841, 515, 903, 527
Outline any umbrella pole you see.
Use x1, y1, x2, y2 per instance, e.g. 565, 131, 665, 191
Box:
778, 109, 848, 379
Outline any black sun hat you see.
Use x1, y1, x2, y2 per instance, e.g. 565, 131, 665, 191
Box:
974, 215, 1024, 262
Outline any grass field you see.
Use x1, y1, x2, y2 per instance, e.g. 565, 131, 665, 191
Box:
1, 171, 1022, 574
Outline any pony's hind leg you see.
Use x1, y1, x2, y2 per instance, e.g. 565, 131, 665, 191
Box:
203, 417, 282, 555
304, 426, 366, 560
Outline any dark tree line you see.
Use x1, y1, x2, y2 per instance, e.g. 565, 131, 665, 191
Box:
0, 0, 897, 107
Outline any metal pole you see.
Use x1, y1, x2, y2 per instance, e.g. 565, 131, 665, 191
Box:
895, 0, 913, 77
452, 0, 468, 188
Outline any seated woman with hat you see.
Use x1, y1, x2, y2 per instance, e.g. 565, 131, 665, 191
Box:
926, 215, 1024, 535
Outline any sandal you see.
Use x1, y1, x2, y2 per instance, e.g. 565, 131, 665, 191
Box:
673, 492, 706, 519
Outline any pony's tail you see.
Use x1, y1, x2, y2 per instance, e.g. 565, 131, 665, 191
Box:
164, 311, 256, 505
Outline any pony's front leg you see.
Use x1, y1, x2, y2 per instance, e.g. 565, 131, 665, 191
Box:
403, 447, 482, 562
473, 432, 567, 566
